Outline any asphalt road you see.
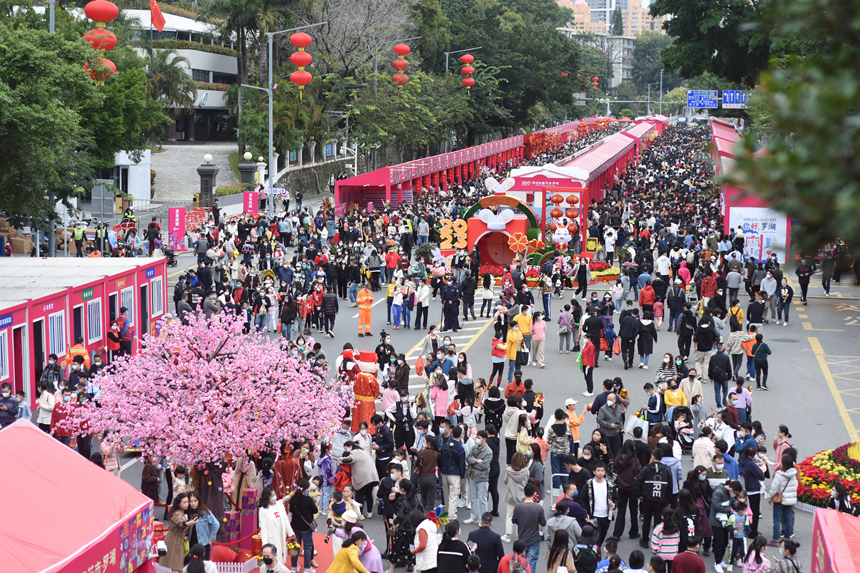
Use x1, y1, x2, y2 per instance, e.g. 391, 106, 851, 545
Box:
109, 253, 860, 571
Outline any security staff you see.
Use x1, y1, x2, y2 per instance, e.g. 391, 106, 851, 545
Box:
96, 224, 106, 253
73, 224, 85, 257
441, 276, 463, 332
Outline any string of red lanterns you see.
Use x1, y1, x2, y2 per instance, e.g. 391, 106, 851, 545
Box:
460, 54, 475, 93
592, 76, 600, 89
289, 32, 313, 99
392, 44, 410, 86
83, 0, 119, 84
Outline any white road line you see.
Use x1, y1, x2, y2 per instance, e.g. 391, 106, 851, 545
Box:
451, 335, 474, 340
121, 457, 139, 471
351, 297, 387, 318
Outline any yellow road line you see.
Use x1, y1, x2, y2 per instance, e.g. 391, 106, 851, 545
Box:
802, 322, 844, 332
798, 314, 808, 319
459, 319, 494, 354
810, 336, 860, 442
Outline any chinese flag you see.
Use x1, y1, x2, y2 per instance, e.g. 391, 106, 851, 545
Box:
151, 0, 166, 32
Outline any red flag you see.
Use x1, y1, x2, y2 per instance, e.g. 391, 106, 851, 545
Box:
151, 0, 166, 32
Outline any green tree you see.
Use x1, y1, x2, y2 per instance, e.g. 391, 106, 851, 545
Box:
725, 0, 860, 255
413, 0, 452, 73
611, 7, 623, 35
631, 31, 681, 93
649, 0, 771, 85
144, 46, 197, 127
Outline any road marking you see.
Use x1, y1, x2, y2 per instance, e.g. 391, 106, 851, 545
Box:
121, 457, 140, 471
351, 297, 387, 318
459, 319, 494, 354
798, 314, 808, 319
810, 337, 860, 442
451, 335, 474, 340
802, 322, 844, 332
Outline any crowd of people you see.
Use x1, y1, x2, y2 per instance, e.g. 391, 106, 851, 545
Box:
6, 121, 837, 573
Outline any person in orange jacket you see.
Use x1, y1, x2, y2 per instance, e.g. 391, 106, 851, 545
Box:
639, 280, 656, 316
356, 284, 374, 337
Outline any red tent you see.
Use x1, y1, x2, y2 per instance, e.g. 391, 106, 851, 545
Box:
0, 419, 155, 573
813, 508, 860, 573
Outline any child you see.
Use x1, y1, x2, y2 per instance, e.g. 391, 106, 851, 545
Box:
691, 394, 707, 439
653, 300, 664, 330
728, 501, 750, 568
650, 507, 680, 565
448, 395, 462, 426
309, 475, 324, 510
393, 447, 411, 481
460, 398, 480, 438
603, 323, 617, 361
327, 490, 347, 528
15, 390, 31, 422
565, 399, 586, 457
674, 412, 694, 437
755, 445, 776, 478
172, 466, 193, 497
473, 378, 487, 423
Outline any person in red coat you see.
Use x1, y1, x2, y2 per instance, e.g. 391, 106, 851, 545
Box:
272, 446, 305, 499
582, 335, 597, 397
50, 387, 74, 445
351, 351, 379, 434
639, 281, 656, 315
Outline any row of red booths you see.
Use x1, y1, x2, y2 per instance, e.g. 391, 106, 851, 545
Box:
334, 117, 618, 211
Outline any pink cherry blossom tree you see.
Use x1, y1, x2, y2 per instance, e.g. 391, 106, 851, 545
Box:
66, 310, 351, 530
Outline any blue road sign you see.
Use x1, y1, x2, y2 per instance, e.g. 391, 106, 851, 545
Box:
722, 90, 748, 109
687, 89, 719, 109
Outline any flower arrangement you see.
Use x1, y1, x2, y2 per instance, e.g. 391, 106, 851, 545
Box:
286, 540, 302, 557
535, 393, 545, 408
797, 444, 860, 508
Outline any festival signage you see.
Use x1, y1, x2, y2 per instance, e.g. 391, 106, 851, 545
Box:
168, 207, 186, 252
728, 206, 788, 262
242, 191, 259, 215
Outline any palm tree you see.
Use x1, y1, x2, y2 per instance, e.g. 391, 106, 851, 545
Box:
255, 0, 279, 85
145, 46, 198, 112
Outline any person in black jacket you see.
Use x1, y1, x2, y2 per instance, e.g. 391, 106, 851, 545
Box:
693, 314, 717, 383
461, 271, 478, 322
618, 310, 641, 370
467, 513, 505, 573
372, 414, 395, 480
635, 448, 673, 549
486, 424, 502, 516
677, 303, 697, 360
665, 279, 686, 333
708, 344, 733, 409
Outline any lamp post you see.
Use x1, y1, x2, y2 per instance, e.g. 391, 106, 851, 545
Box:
444, 47, 483, 72
371, 36, 420, 171
659, 68, 664, 115
646, 81, 660, 115
240, 21, 325, 219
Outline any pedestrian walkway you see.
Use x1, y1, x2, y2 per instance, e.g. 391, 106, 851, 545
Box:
152, 143, 238, 202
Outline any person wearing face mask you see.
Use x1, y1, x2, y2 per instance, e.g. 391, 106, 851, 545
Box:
706, 453, 730, 489
376, 331, 396, 370
38, 353, 66, 392
63, 335, 90, 372
387, 389, 416, 449
329, 531, 370, 573
49, 387, 75, 445
0, 382, 19, 428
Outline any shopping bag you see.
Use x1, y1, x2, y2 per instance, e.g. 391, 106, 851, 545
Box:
624, 414, 649, 436
613, 338, 621, 355
576, 352, 584, 373
516, 349, 530, 366
415, 355, 425, 377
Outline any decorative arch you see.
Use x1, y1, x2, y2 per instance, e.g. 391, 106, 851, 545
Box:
462, 195, 538, 228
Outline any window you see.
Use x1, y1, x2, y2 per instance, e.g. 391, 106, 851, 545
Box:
121, 287, 135, 327
48, 311, 66, 357
0, 330, 8, 381
212, 72, 237, 85
151, 277, 164, 317
87, 299, 103, 344
192, 69, 210, 82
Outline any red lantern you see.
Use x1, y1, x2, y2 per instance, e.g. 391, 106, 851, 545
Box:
565, 208, 579, 219
393, 73, 410, 86
550, 194, 564, 205
290, 32, 312, 48
290, 69, 312, 99
84, 29, 117, 50
392, 59, 409, 71
393, 44, 411, 57
565, 195, 579, 205
592, 76, 599, 82
550, 208, 563, 219
290, 51, 312, 67
461, 65, 475, 76
84, 0, 118, 28
462, 77, 475, 87
83, 58, 116, 82
460, 54, 474, 64
548, 223, 558, 233
568, 223, 579, 235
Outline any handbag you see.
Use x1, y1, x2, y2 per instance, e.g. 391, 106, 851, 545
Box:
772, 476, 789, 505
298, 509, 318, 531
613, 338, 621, 355
516, 347, 530, 366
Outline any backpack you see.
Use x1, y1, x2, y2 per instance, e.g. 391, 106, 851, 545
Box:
573, 544, 598, 573
333, 464, 352, 492
509, 556, 528, 573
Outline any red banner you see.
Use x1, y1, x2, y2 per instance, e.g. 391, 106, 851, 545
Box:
243, 191, 259, 215
168, 207, 186, 252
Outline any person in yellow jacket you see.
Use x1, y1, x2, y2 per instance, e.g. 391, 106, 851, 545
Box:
63, 336, 90, 370
357, 285, 374, 337
505, 323, 524, 383
327, 532, 368, 573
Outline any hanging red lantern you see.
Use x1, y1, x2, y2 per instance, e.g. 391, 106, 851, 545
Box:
289, 33, 314, 99
460, 54, 474, 64
392, 73, 410, 86
289, 51, 312, 67
565, 195, 579, 205
392, 59, 409, 71
550, 208, 563, 219
568, 223, 579, 235
84, 0, 118, 28
550, 194, 564, 205
83, 58, 116, 82
460, 65, 475, 76
565, 208, 579, 219
462, 77, 475, 88
592, 76, 599, 82
290, 32, 312, 48
393, 44, 411, 57
84, 29, 117, 50
548, 223, 558, 233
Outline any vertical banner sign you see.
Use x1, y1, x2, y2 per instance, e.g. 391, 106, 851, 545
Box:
728, 207, 788, 262
240, 488, 258, 550
168, 207, 186, 252
243, 191, 259, 215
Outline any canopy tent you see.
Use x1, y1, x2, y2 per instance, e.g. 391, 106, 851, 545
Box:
0, 419, 155, 573
333, 167, 414, 211
618, 121, 657, 158
559, 134, 636, 200
813, 508, 860, 573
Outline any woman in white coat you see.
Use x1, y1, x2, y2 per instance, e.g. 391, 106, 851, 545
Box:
258, 486, 295, 561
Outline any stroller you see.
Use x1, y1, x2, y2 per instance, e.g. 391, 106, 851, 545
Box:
162, 246, 178, 267
671, 405, 695, 454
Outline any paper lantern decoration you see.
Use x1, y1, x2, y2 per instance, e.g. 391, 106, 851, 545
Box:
548, 223, 558, 233
392, 59, 409, 71
393, 44, 411, 57
289, 33, 314, 99
393, 73, 410, 86
565, 208, 579, 219
550, 194, 564, 205
460, 56, 476, 93
462, 77, 475, 87
566, 195, 579, 205
84, 29, 117, 50
568, 223, 579, 235
84, 0, 118, 28
461, 65, 475, 76
83, 58, 116, 82
550, 208, 563, 219
460, 54, 474, 64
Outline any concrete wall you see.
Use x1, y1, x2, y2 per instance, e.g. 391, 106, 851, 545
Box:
177, 49, 238, 75
278, 158, 360, 196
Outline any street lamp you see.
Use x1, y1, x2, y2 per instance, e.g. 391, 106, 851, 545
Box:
444, 47, 483, 72
241, 21, 326, 218
646, 81, 660, 115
